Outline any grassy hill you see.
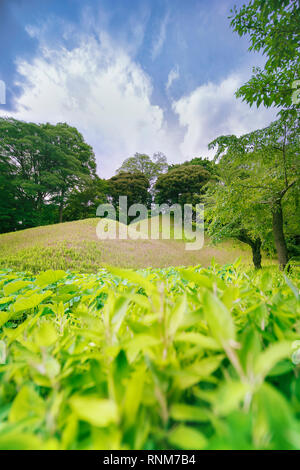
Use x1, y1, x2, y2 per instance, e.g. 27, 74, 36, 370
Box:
0, 219, 274, 272
0, 217, 273, 273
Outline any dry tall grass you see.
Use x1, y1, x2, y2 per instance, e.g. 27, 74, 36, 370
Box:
0, 217, 274, 273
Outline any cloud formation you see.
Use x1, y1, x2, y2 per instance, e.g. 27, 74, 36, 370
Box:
3, 20, 278, 177
151, 11, 170, 61
9, 33, 176, 177
172, 74, 277, 159
166, 65, 179, 92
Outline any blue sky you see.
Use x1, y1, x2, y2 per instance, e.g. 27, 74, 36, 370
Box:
0, 0, 277, 177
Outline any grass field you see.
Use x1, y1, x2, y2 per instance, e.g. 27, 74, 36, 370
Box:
0, 217, 275, 273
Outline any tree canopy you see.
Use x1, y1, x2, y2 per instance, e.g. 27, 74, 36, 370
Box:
230, 0, 300, 109
0, 117, 96, 231
168, 156, 216, 174
107, 171, 151, 217
155, 165, 211, 206
116, 152, 168, 183
208, 114, 300, 268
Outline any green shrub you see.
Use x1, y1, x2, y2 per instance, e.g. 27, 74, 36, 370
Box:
0, 262, 299, 450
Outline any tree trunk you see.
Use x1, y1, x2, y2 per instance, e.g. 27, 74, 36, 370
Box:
237, 230, 262, 270
251, 238, 262, 270
59, 203, 63, 223
272, 201, 289, 270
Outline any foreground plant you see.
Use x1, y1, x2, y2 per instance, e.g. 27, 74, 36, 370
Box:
0, 262, 299, 450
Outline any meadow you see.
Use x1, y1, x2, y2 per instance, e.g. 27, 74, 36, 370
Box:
0, 217, 272, 273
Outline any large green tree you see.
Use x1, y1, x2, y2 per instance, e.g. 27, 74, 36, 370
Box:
0, 118, 49, 228
205, 168, 272, 269
116, 152, 168, 183
64, 176, 108, 222
168, 156, 216, 174
0, 118, 96, 229
230, 0, 300, 109
0, 152, 17, 233
208, 114, 300, 269
107, 172, 151, 223
155, 165, 211, 206
41, 122, 96, 223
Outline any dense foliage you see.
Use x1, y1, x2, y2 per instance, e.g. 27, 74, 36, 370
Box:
107, 172, 152, 223
155, 165, 211, 206
0, 263, 299, 450
168, 157, 216, 174
0, 118, 97, 232
230, 0, 300, 109
207, 114, 300, 269
64, 177, 109, 222
116, 152, 168, 184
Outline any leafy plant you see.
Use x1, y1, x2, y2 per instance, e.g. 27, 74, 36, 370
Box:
0, 263, 299, 450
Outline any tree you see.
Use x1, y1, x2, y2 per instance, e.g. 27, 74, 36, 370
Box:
155, 165, 211, 206
205, 171, 271, 269
107, 172, 151, 222
208, 114, 300, 269
168, 156, 216, 174
0, 118, 97, 229
116, 152, 168, 183
230, 0, 300, 109
64, 176, 108, 222
0, 152, 17, 233
42, 123, 96, 223
0, 117, 50, 228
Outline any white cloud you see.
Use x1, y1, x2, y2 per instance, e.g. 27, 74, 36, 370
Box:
3, 25, 279, 177
166, 65, 179, 92
151, 12, 170, 61
6, 32, 178, 177
172, 74, 277, 159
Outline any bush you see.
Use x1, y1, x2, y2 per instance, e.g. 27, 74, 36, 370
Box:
0, 263, 299, 450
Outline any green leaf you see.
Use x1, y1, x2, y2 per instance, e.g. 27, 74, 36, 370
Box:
253, 383, 299, 449
3, 281, 32, 296
284, 275, 299, 300
123, 366, 145, 426
12, 291, 52, 313
0, 296, 14, 305
9, 386, 45, 423
214, 381, 250, 416
174, 332, 220, 350
0, 311, 11, 328
69, 395, 118, 427
0, 432, 43, 450
203, 291, 236, 346
188, 354, 225, 376
167, 294, 187, 337
169, 404, 211, 423
180, 270, 213, 289
125, 334, 161, 362
168, 425, 207, 450
110, 296, 130, 334
35, 270, 67, 287
34, 321, 58, 347
260, 272, 273, 291
254, 341, 293, 379
221, 286, 239, 310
